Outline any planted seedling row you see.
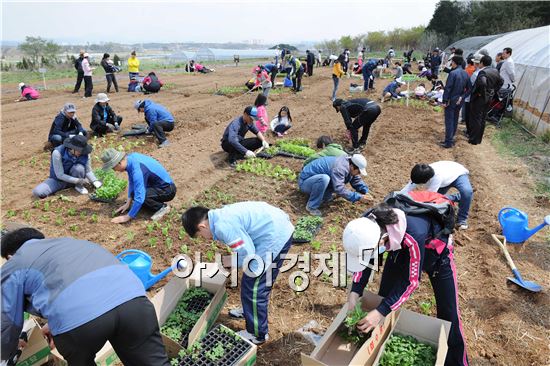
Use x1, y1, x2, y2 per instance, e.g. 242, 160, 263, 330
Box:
292, 216, 323, 243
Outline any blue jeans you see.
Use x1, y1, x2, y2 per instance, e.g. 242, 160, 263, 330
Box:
437, 174, 473, 223
444, 103, 461, 146
363, 70, 372, 91
298, 174, 332, 209
331, 76, 339, 100
129, 72, 139, 80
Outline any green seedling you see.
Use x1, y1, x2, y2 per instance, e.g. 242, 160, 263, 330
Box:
33, 201, 41, 209
67, 208, 76, 216
311, 240, 321, 251
79, 211, 87, 219
161, 224, 171, 237
91, 169, 127, 200
146, 223, 155, 234
328, 225, 338, 235
149, 237, 158, 247
55, 217, 64, 226
43, 201, 50, 212
178, 228, 187, 240
69, 224, 79, 232
126, 231, 135, 241
180, 244, 189, 254
205, 342, 225, 362
276, 141, 316, 157
205, 250, 215, 262
22, 210, 31, 220
330, 243, 338, 252
91, 213, 99, 223
40, 215, 50, 223
339, 303, 370, 344
235, 158, 297, 181
6, 210, 17, 218
165, 237, 173, 249
379, 334, 436, 366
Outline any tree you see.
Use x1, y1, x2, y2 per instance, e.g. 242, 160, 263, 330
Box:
339, 35, 354, 51
315, 39, 340, 55
18, 36, 61, 69
269, 43, 298, 51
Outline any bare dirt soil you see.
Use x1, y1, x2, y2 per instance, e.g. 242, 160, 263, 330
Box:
2, 64, 549, 366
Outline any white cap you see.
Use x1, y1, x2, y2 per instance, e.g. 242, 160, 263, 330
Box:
350, 154, 368, 176
18, 82, 25, 88
95, 93, 110, 103
83, 52, 89, 57
343, 217, 380, 272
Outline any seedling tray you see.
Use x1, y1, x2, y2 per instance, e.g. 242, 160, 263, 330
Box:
132, 123, 147, 130
89, 193, 117, 203
179, 292, 213, 348
276, 151, 307, 160
255, 151, 274, 159
122, 128, 147, 137
292, 222, 322, 243
178, 324, 253, 366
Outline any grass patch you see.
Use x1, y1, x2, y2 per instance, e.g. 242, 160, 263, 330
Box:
491, 117, 550, 198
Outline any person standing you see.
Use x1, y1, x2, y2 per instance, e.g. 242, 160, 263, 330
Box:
181, 201, 293, 344
287, 55, 304, 92
128, 51, 140, 80
102, 148, 176, 223
91, 93, 123, 136
430, 48, 442, 79
33, 135, 100, 198
463, 55, 481, 138
253, 66, 272, 97
1, 227, 171, 365
441, 56, 468, 148
134, 100, 174, 148
221, 106, 269, 165
47, 103, 87, 147
333, 98, 381, 150
468, 55, 503, 145
316, 49, 322, 67
331, 57, 345, 102
362, 58, 378, 91
72, 50, 85, 93
494, 52, 504, 71
298, 154, 369, 216
499, 47, 515, 90
341, 49, 350, 73
101, 53, 119, 93
81, 53, 94, 98
394, 61, 403, 79
306, 50, 315, 77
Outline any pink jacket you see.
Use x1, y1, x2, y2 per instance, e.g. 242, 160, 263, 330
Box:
82, 58, 93, 76
21, 86, 40, 99
255, 105, 269, 133
254, 70, 272, 88
195, 63, 204, 71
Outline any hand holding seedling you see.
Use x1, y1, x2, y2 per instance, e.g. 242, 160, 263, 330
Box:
356, 309, 384, 333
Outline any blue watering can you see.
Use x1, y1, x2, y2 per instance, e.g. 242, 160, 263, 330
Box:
116, 249, 173, 290
498, 207, 550, 244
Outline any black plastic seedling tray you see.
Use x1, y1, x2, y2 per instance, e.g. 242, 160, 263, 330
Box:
122, 128, 147, 137
89, 193, 117, 203
178, 325, 252, 366
255, 151, 274, 159
276, 151, 307, 160
132, 123, 147, 130
292, 223, 323, 244
178, 292, 214, 348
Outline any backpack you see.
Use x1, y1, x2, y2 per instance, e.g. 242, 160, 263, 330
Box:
381, 191, 456, 239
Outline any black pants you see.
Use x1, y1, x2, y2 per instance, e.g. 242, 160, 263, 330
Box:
53, 297, 170, 366
468, 98, 488, 145
84, 76, 93, 97
92, 116, 123, 136
270, 70, 278, 86
106, 74, 119, 92
307, 63, 314, 76
221, 138, 262, 163
292, 68, 304, 92
151, 121, 174, 144
380, 247, 468, 366
73, 72, 84, 92
463, 101, 471, 136
349, 107, 381, 148
144, 183, 176, 212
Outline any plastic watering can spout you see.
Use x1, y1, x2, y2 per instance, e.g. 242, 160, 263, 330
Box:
116, 249, 174, 290
524, 216, 550, 241
145, 266, 174, 289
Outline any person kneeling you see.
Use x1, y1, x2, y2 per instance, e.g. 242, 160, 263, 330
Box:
91, 93, 123, 136
33, 135, 101, 198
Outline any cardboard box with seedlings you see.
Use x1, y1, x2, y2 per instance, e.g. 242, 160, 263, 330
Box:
301, 292, 398, 366
12, 318, 50, 366
152, 262, 228, 357
372, 309, 451, 366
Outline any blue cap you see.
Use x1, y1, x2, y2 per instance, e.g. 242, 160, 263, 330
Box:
245, 106, 259, 120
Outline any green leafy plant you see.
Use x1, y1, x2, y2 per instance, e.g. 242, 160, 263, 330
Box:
43, 201, 50, 212
22, 210, 31, 220
276, 141, 316, 157
91, 169, 127, 201
55, 217, 64, 226
293, 216, 323, 242
278, 138, 310, 147
67, 208, 76, 216
339, 303, 370, 344
69, 224, 79, 232
180, 244, 189, 254
178, 228, 187, 240
328, 225, 338, 235
6, 209, 16, 218
235, 158, 297, 181
379, 334, 436, 366
165, 237, 173, 249
149, 237, 158, 247
126, 231, 135, 241
205, 341, 225, 362
311, 240, 321, 251
91, 213, 99, 223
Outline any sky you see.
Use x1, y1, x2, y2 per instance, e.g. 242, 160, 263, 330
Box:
2, 0, 438, 45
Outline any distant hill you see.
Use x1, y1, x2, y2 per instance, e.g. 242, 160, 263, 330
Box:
269, 44, 298, 51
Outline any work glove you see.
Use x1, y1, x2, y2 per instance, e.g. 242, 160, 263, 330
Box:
77, 178, 87, 185
262, 140, 270, 149
93, 180, 102, 189
78, 131, 84, 136
245, 150, 256, 159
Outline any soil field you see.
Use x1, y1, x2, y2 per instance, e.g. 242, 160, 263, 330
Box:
1, 64, 549, 366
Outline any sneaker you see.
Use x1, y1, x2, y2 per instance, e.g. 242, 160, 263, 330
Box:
151, 205, 170, 221
306, 206, 322, 216
74, 185, 88, 195
114, 123, 120, 131
276, 132, 284, 137
229, 308, 245, 319
158, 140, 170, 148
457, 222, 468, 230
237, 330, 269, 345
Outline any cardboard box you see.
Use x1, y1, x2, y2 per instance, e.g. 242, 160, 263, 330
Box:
151, 262, 228, 358
372, 309, 451, 366
15, 318, 50, 366
49, 263, 227, 365
301, 292, 397, 366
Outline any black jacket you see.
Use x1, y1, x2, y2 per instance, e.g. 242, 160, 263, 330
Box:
471, 67, 503, 104
91, 103, 118, 130
306, 52, 315, 65
48, 112, 86, 140
100, 59, 116, 73
143, 74, 161, 92
74, 57, 84, 73
340, 98, 380, 128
